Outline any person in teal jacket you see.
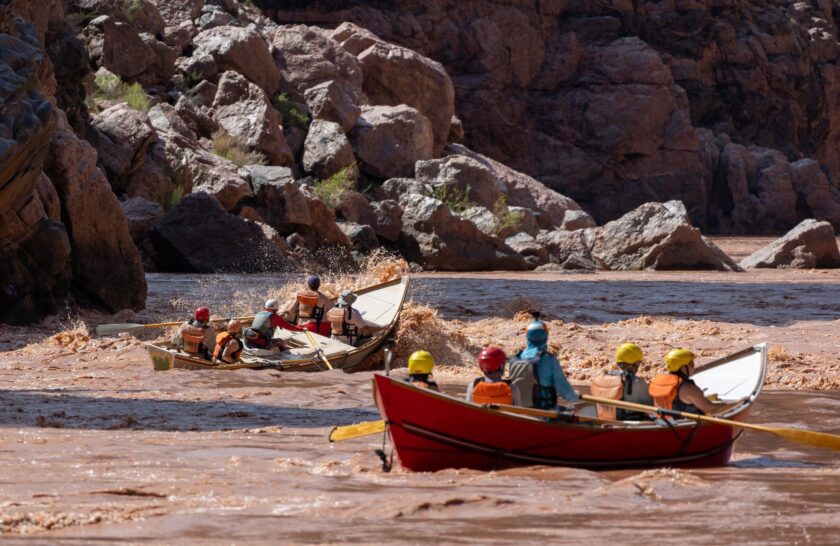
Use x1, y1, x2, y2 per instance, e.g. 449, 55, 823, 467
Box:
516, 317, 579, 409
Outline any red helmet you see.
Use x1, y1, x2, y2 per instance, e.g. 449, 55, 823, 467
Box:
478, 347, 506, 374
194, 307, 210, 322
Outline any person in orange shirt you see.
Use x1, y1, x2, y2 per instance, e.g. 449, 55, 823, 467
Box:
466, 347, 519, 406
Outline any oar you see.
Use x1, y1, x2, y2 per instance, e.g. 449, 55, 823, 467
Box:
304, 330, 334, 370
581, 394, 840, 452
328, 403, 607, 442
96, 316, 255, 336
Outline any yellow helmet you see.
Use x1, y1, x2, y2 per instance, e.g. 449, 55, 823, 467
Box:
615, 343, 643, 365
666, 348, 695, 372
408, 350, 435, 374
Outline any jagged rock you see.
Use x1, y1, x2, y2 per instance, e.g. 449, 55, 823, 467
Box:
374, 177, 430, 202
148, 103, 252, 210
591, 201, 741, 271
45, 111, 147, 311
338, 221, 379, 252
176, 53, 217, 82
303, 80, 360, 133
447, 144, 595, 231
121, 196, 165, 242
141, 33, 177, 81
790, 159, 840, 227
335, 190, 376, 226
74, 0, 166, 35
356, 39, 454, 154
192, 25, 280, 94
371, 199, 403, 243
330, 22, 380, 56
36, 173, 61, 221
349, 105, 434, 179
90, 104, 157, 192
505, 232, 549, 269
85, 16, 155, 79
270, 24, 363, 102
161, 21, 197, 52
448, 115, 464, 144
146, 0, 202, 27
151, 192, 293, 272
460, 206, 497, 237
399, 193, 528, 271
416, 155, 502, 210
196, 6, 234, 29
537, 230, 599, 271
302, 119, 357, 181
175, 95, 218, 137
740, 220, 840, 269
212, 71, 293, 166
192, 80, 218, 105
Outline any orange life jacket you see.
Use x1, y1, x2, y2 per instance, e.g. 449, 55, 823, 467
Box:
649, 374, 683, 410
590, 373, 623, 420
327, 305, 358, 342
182, 323, 206, 354
213, 332, 242, 363
296, 290, 323, 320
471, 378, 513, 405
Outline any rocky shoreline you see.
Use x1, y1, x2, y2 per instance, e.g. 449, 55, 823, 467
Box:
3, 0, 840, 324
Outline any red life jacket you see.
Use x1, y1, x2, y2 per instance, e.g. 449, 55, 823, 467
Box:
213, 332, 242, 363
471, 378, 513, 405
649, 374, 683, 410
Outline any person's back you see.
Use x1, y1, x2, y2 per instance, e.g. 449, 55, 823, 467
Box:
406, 350, 439, 391
328, 290, 383, 346
285, 275, 333, 336
213, 320, 244, 364
174, 307, 215, 359
467, 347, 514, 405
650, 348, 726, 415
590, 343, 653, 420
509, 316, 578, 409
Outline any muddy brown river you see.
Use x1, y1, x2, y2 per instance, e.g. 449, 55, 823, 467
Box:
2, 240, 840, 543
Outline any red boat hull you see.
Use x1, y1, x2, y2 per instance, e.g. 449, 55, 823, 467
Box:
374, 374, 745, 472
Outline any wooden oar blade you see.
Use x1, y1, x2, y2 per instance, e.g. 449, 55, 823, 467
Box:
96, 323, 144, 336
329, 420, 385, 442
773, 427, 840, 452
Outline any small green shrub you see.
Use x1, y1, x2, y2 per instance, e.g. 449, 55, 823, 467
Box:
273, 92, 310, 130
212, 130, 268, 167
432, 184, 475, 213
157, 186, 185, 212
94, 72, 123, 98
122, 0, 142, 21
156, 162, 192, 212
492, 194, 523, 234
123, 82, 150, 112
91, 73, 150, 112
313, 168, 354, 208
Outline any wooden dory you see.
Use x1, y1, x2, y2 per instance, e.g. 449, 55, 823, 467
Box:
146, 276, 409, 372
374, 343, 767, 471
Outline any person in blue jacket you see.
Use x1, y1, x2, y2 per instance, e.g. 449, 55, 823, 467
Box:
511, 316, 579, 409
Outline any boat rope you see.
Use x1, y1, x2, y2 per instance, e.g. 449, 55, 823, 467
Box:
375, 424, 393, 472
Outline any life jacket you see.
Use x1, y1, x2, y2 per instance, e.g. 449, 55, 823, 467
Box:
509, 350, 556, 409
408, 374, 439, 391
181, 321, 206, 354
251, 311, 274, 339
590, 373, 623, 420
213, 332, 242, 363
327, 305, 358, 344
650, 374, 703, 414
296, 290, 323, 321
471, 378, 513, 405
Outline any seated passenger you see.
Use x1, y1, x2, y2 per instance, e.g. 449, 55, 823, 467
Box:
213, 319, 244, 364
172, 307, 216, 359
590, 342, 654, 420
650, 348, 726, 415
406, 350, 439, 391
326, 290, 383, 346
283, 274, 333, 336
466, 347, 518, 406
245, 299, 304, 350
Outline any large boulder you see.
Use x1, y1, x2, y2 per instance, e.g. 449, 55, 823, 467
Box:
415, 154, 502, 210
446, 145, 595, 230
371, 199, 403, 243
740, 220, 840, 269
212, 71, 293, 166
356, 39, 454, 154
302, 119, 357, 180
270, 24, 363, 102
303, 80, 360, 133
147, 0, 202, 27
90, 104, 158, 193
121, 197, 165, 242
537, 230, 599, 271
338, 221, 379, 253
192, 25, 281, 94
505, 232, 550, 269
44, 112, 147, 311
590, 201, 741, 271
399, 193, 527, 271
85, 16, 155, 79
151, 193, 293, 272
348, 105, 434, 179
74, 0, 166, 34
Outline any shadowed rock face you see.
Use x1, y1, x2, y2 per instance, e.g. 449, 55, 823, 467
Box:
267, 0, 840, 233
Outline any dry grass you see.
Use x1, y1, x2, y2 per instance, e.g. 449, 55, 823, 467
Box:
211, 131, 268, 167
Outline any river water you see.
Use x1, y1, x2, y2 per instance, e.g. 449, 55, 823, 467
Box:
1, 239, 840, 542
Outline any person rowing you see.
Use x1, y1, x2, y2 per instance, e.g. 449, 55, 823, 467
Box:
406, 350, 439, 391
283, 274, 333, 336
650, 348, 730, 415
466, 347, 518, 406
171, 307, 216, 359
213, 319, 244, 364
245, 299, 304, 351
508, 314, 579, 410
590, 342, 653, 420
326, 290, 383, 346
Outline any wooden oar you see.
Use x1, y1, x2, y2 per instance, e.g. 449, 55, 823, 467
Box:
96, 316, 255, 337
328, 402, 607, 442
581, 394, 840, 452
304, 330, 334, 370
